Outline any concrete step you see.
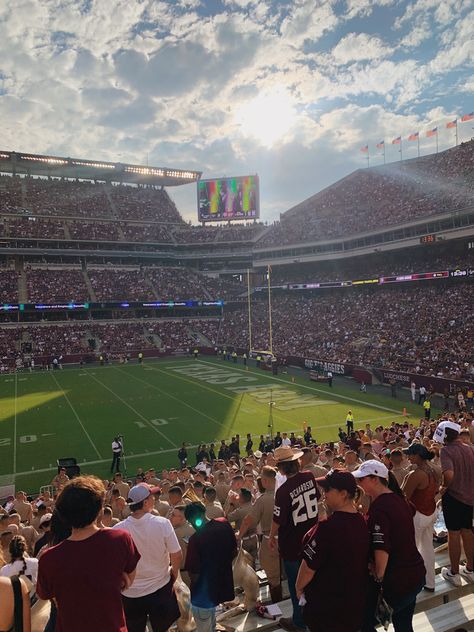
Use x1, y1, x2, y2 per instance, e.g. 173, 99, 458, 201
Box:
388, 593, 474, 632
415, 572, 473, 613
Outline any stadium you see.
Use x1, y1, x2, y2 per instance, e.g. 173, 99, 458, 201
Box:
0, 137, 473, 629
2, 0, 474, 620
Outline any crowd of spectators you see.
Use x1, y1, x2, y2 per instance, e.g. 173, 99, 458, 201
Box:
25, 269, 89, 303
121, 223, 173, 243
24, 178, 111, 219
0, 411, 472, 631
109, 185, 184, 223
88, 269, 155, 301
5, 217, 65, 240
68, 221, 121, 242
0, 175, 22, 211
0, 270, 19, 303
267, 247, 474, 285
257, 140, 474, 247
146, 320, 202, 351
220, 281, 474, 379
0, 271, 473, 378
174, 223, 264, 244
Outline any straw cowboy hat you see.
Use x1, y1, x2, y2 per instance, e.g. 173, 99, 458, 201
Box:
274, 445, 304, 463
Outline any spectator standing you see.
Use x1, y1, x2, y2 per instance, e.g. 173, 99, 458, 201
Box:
423, 398, 431, 420
270, 446, 320, 632
435, 421, 474, 586
355, 461, 425, 632
113, 483, 182, 632
327, 371, 333, 387
0, 576, 31, 632
169, 505, 195, 586
184, 502, 237, 632
51, 467, 69, 490
419, 385, 426, 404
111, 436, 123, 474
295, 471, 370, 632
238, 466, 281, 602
37, 476, 140, 632
402, 444, 439, 592
11, 491, 33, 525
0, 535, 38, 586
410, 381, 416, 402
178, 442, 188, 467
345, 410, 354, 434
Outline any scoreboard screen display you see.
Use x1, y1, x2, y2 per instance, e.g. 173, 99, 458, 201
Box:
198, 175, 259, 222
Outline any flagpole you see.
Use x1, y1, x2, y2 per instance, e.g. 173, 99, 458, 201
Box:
400, 139, 403, 162
267, 265, 273, 356
247, 269, 252, 353
367, 149, 370, 168
436, 132, 439, 153
417, 134, 420, 157
455, 121, 458, 146
383, 144, 386, 164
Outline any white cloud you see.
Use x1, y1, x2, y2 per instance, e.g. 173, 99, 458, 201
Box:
280, 0, 340, 47
0, 0, 472, 225
332, 32, 391, 63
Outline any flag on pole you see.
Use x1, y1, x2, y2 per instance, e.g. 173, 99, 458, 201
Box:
426, 127, 438, 137
392, 136, 401, 144
446, 119, 457, 129
360, 145, 369, 153
376, 140, 385, 149
461, 112, 474, 122
407, 132, 419, 141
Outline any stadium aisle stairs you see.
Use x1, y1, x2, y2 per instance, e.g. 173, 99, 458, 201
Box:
30, 549, 472, 631
17, 261, 28, 303
82, 267, 97, 301
220, 548, 474, 632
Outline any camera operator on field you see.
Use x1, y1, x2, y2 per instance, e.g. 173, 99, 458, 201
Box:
111, 436, 123, 474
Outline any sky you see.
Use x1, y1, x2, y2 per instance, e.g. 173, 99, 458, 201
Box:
0, 0, 473, 224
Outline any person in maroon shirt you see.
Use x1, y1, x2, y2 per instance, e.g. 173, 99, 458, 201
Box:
37, 476, 140, 632
295, 470, 370, 632
270, 446, 320, 632
354, 461, 425, 632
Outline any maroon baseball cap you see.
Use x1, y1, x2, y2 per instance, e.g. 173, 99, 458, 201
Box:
316, 470, 357, 495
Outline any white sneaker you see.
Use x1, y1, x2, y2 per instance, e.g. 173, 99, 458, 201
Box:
441, 567, 462, 587
459, 565, 474, 584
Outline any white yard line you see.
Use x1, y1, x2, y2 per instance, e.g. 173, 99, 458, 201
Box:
114, 365, 229, 432
50, 371, 103, 459
12, 414, 408, 480
88, 371, 177, 448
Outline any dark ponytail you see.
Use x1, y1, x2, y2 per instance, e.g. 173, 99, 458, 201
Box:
387, 471, 406, 499
9, 535, 28, 576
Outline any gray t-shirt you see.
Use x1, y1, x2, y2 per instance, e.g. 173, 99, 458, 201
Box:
440, 441, 474, 506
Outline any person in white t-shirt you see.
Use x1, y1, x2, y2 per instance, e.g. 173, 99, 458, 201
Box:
410, 381, 416, 401
0, 535, 38, 595
113, 483, 182, 632
281, 433, 292, 447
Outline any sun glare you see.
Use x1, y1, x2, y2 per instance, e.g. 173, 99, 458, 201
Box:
235, 91, 297, 147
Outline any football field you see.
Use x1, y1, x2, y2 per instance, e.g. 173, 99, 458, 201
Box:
0, 357, 426, 493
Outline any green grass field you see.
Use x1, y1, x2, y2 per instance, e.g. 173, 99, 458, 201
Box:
0, 357, 430, 493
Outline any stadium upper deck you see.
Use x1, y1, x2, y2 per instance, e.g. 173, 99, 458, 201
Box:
0, 141, 473, 253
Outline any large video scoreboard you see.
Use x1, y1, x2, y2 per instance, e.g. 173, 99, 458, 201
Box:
197, 174, 259, 222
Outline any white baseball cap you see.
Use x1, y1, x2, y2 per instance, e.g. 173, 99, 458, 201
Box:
433, 421, 461, 443
353, 460, 389, 480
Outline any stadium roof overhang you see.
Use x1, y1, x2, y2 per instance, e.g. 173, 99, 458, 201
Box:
0, 150, 201, 187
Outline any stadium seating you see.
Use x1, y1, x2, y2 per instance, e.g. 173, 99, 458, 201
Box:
219, 282, 474, 379
257, 139, 474, 247
25, 268, 89, 303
